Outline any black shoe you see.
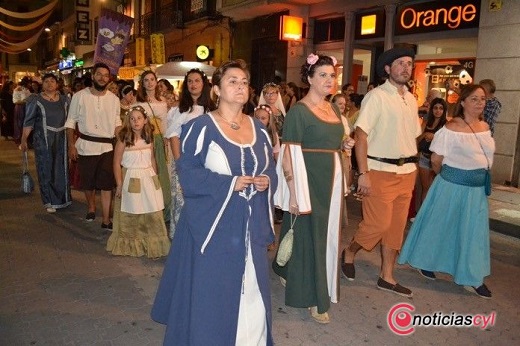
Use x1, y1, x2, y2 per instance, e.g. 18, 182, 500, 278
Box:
101, 222, 113, 230
418, 269, 436, 280
465, 284, 492, 299
85, 212, 95, 222
377, 277, 413, 298
340, 249, 355, 281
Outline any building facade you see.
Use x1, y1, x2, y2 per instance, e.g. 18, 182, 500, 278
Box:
220, 0, 520, 187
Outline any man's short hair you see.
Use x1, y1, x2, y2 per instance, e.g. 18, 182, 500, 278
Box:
479, 79, 496, 94
93, 62, 110, 75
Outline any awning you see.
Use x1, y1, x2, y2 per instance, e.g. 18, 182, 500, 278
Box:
155, 61, 216, 80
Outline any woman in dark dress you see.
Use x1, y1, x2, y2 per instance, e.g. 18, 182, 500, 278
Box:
20, 73, 71, 213
0, 81, 15, 139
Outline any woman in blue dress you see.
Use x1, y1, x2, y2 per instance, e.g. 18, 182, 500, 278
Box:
20, 73, 71, 213
151, 59, 277, 345
398, 84, 495, 299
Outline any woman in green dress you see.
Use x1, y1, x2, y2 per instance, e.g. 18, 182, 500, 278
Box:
136, 71, 171, 222
273, 54, 353, 324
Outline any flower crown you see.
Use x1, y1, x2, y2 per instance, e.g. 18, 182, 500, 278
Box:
254, 104, 273, 116
125, 105, 148, 117
306, 53, 338, 70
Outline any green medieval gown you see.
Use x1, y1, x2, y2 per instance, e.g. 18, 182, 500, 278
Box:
273, 102, 345, 314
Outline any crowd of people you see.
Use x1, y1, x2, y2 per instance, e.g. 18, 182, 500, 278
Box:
0, 48, 500, 344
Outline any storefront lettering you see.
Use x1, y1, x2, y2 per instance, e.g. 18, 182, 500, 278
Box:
400, 5, 477, 30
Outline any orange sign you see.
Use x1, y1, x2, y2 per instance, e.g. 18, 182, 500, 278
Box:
280, 15, 303, 42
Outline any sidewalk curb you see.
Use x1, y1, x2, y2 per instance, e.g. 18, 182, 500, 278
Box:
490, 218, 520, 239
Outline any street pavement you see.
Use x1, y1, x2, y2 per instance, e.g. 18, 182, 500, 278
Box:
1, 138, 519, 346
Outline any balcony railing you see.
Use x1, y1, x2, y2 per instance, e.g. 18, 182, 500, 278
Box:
136, 0, 217, 37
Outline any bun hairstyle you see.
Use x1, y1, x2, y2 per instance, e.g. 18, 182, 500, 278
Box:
300, 53, 337, 85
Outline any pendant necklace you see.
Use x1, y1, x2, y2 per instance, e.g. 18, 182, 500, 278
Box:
42, 92, 58, 101
217, 110, 242, 130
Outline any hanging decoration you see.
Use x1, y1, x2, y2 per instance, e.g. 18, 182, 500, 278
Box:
0, 28, 45, 54
0, 0, 58, 18
0, 0, 59, 50
0, 11, 53, 31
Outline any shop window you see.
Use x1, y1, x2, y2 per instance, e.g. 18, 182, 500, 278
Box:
314, 17, 345, 44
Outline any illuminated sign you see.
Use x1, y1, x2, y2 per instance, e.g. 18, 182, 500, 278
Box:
361, 15, 376, 35
354, 9, 385, 40
59, 59, 74, 70
280, 15, 303, 42
196, 45, 213, 62
395, 0, 480, 35
196, 45, 210, 60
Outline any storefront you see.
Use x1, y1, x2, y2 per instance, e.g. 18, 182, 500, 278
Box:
314, 0, 481, 110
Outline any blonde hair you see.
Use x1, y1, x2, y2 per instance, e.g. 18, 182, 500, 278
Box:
118, 106, 155, 146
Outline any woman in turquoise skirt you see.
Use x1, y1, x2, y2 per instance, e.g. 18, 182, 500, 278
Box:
398, 84, 495, 299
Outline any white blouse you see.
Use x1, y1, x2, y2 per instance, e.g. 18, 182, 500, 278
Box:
165, 105, 205, 139
430, 126, 495, 170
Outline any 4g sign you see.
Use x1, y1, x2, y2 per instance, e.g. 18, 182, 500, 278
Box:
395, 0, 480, 35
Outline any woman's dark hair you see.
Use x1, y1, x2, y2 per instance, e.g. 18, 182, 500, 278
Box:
158, 79, 174, 93
453, 84, 486, 119
300, 55, 335, 85
2, 80, 14, 94
179, 69, 215, 113
20, 76, 31, 88
286, 81, 301, 100
42, 73, 58, 83
348, 93, 364, 109
136, 70, 162, 102
425, 97, 448, 129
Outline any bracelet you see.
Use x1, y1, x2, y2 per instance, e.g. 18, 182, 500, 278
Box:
285, 175, 293, 182
358, 171, 369, 176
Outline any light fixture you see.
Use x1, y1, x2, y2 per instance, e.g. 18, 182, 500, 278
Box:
27, 48, 32, 51
45, 27, 50, 32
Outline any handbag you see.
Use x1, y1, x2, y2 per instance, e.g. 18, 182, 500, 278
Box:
276, 214, 297, 266
21, 151, 34, 194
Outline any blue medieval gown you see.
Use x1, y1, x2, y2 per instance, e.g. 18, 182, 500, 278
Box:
151, 113, 277, 345
24, 94, 71, 210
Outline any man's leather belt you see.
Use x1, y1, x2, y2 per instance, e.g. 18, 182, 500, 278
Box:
367, 155, 418, 166
79, 133, 114, 144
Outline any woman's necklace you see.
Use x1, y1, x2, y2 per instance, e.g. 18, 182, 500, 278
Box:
42, 92, 58, 101
216, 110, 242, 130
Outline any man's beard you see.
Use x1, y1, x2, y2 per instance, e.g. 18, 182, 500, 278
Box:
93, 80, 107, 91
